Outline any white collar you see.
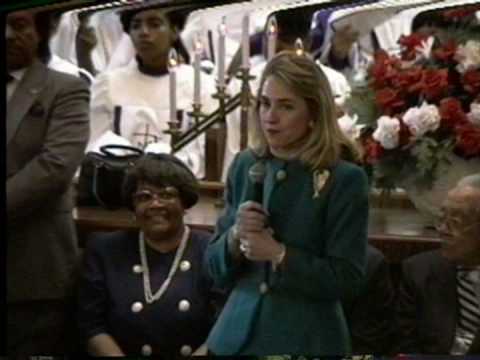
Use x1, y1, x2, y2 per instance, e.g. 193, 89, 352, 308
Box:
9, 68, 27, 82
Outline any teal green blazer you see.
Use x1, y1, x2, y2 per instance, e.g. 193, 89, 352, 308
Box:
206, 150, 369, 355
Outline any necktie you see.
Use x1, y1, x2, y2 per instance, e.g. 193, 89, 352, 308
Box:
6, 73, 14, 83
457, 270, 480, 347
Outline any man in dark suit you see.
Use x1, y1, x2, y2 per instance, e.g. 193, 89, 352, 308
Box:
345, 244, 396, 355
395, 174, 480, 355
6, 8, 90, 355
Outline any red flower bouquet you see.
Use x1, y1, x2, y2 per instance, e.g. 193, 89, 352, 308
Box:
347, 6, 480, 188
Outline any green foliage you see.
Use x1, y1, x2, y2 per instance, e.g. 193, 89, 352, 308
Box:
345, 87, 381, 128
411, 137, 455, 187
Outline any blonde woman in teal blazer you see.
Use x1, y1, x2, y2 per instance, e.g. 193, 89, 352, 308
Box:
205, 51, 369, 355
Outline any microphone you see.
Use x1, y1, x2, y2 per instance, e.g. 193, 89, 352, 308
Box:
248, 161, 271, 284
248, 160, 266, 206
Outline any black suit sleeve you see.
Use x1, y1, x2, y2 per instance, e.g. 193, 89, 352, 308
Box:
347, 247, 396, 355
393, 260, 422, 354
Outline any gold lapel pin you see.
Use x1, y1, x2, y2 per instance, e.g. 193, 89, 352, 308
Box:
313, 169, 330, 198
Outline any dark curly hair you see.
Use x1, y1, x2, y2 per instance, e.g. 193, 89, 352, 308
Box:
119, 5, 189, 34
123, 153, 199, 210
119, 5, 190, 63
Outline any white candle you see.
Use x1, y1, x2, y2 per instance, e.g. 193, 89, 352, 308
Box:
193, 34, 202, 106
217, 17, 226, 88
168, 48, 178, 123
266, 16, 277, 61
241, 13, 250, 69
295, 38, 304, 56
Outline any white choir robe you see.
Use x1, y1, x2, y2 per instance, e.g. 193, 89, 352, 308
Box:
88, 61, 218, 179
223, 56, 351, 180
49, 10, 79, 66
48, 54, 94, 84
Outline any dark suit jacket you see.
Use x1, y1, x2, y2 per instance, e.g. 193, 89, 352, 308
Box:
77, 229, 218, 356
7, 59, 90, 302
206, 150, 369, 355
394, 249, 473, 354
345, 245, 396, 355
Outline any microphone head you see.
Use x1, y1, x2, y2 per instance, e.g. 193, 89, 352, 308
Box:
248, 161, 266, 184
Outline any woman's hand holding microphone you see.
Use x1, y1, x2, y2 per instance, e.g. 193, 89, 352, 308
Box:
230, 201, 286, 264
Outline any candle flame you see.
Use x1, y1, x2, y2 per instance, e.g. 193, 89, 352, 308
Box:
295, 38, 304, 56
267, 16, 277, 36
168, 48, 178, 69
219, 16, 227, 35
194, 33, 203, 54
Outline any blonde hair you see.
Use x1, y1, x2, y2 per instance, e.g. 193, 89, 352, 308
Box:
250, 51, 361, 170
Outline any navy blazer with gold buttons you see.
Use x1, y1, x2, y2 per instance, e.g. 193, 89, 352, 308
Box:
206, 149, 369, 355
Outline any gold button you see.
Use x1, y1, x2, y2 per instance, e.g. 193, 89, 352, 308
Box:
178, 299, 190, 312
141, 344, 152, 356
276, 170, 287, 181
133, 265, 143, 273
259, 282, 269, 294
180, 260, 191, 272
131, 301, 143, 313
180, 345, 192, 356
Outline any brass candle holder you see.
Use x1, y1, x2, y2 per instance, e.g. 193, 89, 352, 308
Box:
164, 118, 182, 145
236, 67, 255, 150
188, 103, 207, 129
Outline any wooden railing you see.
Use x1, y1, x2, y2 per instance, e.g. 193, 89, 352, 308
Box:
74, 189, 441, 263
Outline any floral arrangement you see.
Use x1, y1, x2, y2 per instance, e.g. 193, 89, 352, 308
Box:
345, 5, 480, 189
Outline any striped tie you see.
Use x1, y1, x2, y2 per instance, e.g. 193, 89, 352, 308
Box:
457, 270, 480, 347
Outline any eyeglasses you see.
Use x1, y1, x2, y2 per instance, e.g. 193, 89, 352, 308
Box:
132, 187, 179, 204
438, 212, 478, 234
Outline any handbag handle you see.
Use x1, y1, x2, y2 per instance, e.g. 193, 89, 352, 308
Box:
99, 144, 144, 158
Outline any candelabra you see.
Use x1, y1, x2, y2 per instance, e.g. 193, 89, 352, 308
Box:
163, 66, 252, 184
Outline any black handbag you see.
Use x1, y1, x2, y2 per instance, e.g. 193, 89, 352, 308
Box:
76, 144, 144, 209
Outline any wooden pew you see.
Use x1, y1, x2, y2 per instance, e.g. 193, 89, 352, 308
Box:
74, 191, 441, 263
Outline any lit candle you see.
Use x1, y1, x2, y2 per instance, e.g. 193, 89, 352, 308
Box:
295, 38, 304, 56
168, 48, 178, 123
241, 13, 250, 69
266, 16, 277, 60
217, 17, 227, 88
193, 34, 202, 106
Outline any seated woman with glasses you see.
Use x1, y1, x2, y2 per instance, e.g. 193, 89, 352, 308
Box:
77, 153, 220, 356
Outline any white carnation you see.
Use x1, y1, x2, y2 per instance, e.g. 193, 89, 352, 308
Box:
467, 102, 480, 127
373, 115, 400, 149
402, 102, 440, 138
455, 40, 480, 73
338, 113, 364, 140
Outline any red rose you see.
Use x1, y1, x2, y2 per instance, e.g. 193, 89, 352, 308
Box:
462, 70, 480, 95
420, 69, 449, 101
375, 88, 406, 115
398, 33, 430, 60
392, 67, 423, 95
439, 97, 468, 129
363, 137, 384, 164
433, 40, 458, 63
370, 50, 401, 89
455, 122, 480, 157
